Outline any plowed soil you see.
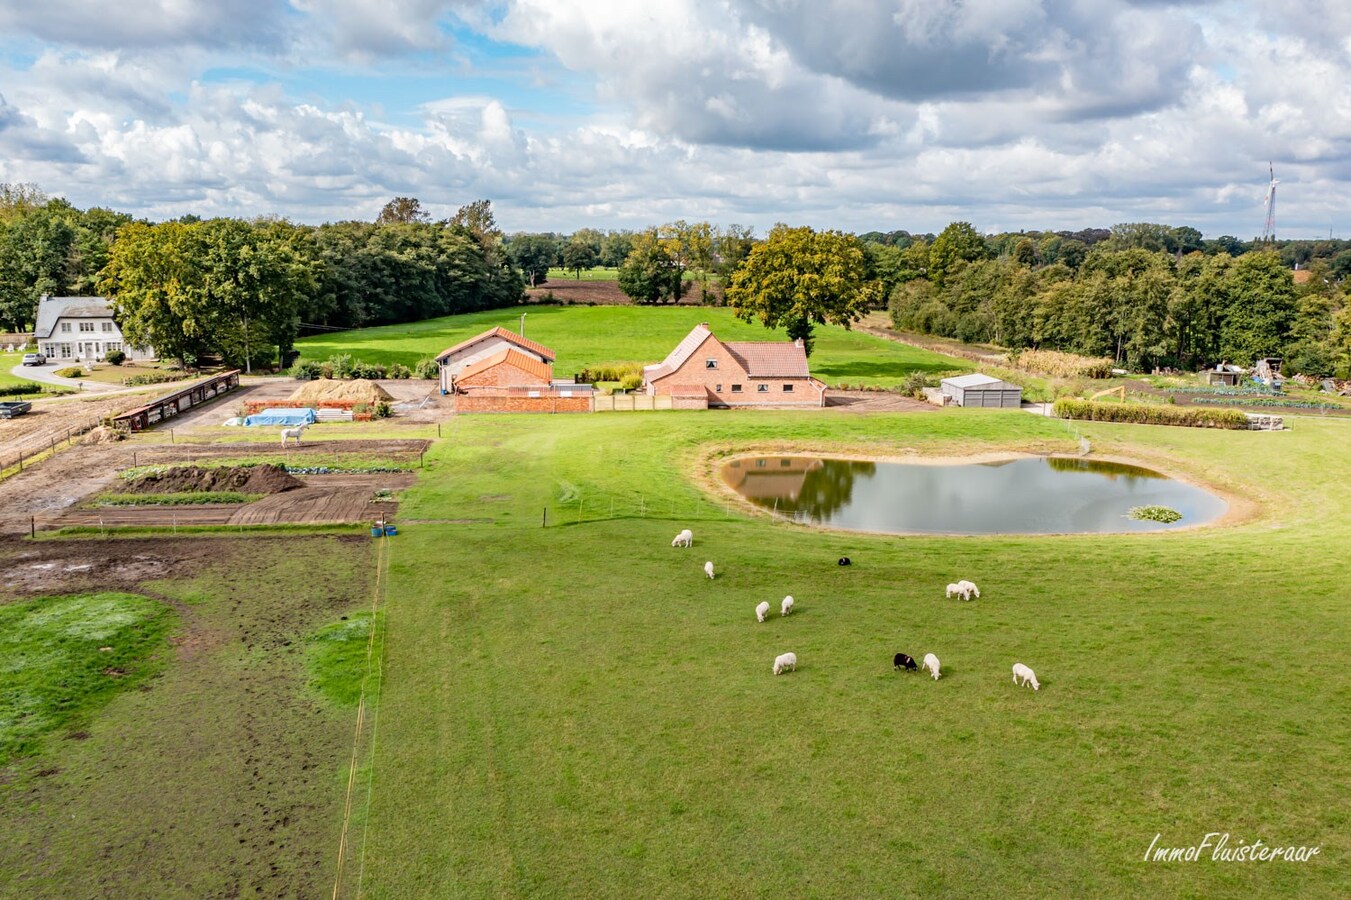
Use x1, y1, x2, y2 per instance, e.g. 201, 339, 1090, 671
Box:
123, 463, 302, 494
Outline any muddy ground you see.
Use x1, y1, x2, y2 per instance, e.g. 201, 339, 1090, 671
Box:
0, 535, 373, 897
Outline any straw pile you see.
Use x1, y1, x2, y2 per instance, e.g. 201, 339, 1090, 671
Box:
288, 378, 393, 405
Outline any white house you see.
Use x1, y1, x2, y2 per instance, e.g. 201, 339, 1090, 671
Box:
34, 295, 153, 362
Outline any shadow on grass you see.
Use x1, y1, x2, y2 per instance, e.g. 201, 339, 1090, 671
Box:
816, 359, 961, 378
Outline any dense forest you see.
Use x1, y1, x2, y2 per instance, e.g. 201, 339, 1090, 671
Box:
2, 182, 1349, 375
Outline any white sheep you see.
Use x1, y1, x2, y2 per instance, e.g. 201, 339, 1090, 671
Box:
1012, 663, 1040, 691
781, 595, 794, 616
672, 529, 693, 548
945, 583, 961, 599
773, 652, 797, 675
755, 601, 770, 622
922, 653, 941, 680
958, 579, 981, 599
704, 561, 715, 579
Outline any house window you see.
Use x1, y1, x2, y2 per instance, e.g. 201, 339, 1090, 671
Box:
783, 383, 794, 392
756, 384, 768, 393
102, 322, 114, 332
59, 343, 72, 357
731, 384, 742, 393
106, 342, 122, 353
61, 322, 71, 333
705, 358, 717, 369
715, 384, 722, 392
79, 322, 94, 332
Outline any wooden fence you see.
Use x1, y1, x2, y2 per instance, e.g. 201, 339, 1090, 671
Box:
591, 393, 674, 412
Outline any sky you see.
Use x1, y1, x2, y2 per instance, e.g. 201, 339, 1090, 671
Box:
0, 0, 1349, 238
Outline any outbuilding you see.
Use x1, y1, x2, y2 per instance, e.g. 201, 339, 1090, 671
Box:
940, 373, 1022, 408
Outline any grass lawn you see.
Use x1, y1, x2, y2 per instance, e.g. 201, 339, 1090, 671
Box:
79, 361, 189, 385
0, 536, 375, 898
295, 306, 968, 387
0, 351, 49, 393
359, 409, 1349, 897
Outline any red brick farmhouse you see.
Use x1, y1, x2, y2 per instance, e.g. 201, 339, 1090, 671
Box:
435, 326, 556, 394
642, 323, 827, 408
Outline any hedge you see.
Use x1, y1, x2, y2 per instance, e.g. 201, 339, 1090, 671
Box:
0, 383, 42, 398
1053, 398, 1249, 429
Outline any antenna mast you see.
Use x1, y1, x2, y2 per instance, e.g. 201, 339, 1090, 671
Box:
1261, 162, 1279, 242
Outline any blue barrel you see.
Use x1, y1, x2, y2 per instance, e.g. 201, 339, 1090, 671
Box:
384, 525, 398, 536
371, 525, 384, 537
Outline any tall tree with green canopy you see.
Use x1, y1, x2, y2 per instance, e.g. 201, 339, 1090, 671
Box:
927, 221, 989, 287
1221, 251, 1296, 364
561, 238, 597, 278
506, 233, 559, 286
725, 224, 881, 356
618, 229, 682, 304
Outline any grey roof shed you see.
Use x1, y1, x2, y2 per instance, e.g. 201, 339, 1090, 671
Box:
940, 373, 1023, 408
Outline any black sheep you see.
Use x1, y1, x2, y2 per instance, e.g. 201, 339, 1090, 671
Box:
894, 653, 918, 672
838, 556, 851, 566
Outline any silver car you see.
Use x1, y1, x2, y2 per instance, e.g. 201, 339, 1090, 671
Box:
21, 352, 46, 366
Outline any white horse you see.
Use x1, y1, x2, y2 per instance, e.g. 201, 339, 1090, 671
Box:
280, 423, 309, 447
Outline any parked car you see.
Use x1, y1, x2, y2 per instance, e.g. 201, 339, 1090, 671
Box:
21, 352, 46, 366
0, 400, 32, 418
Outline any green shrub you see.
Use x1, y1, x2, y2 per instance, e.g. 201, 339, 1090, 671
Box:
0, 383, 42, 397
618, 373, 644, 392
327, 353, 355, 378
1053, 398, 1249, 429
350, 361, 387, 380
123, 372, 189, 386
374, 401, 393, 418
413, 357, 440, 380
104, 349, 126, 365
1128, 505, 1183, 523
387, 363, 411, 379
576, 363, 644, 384
899, 372, 932, 398
291, 360, 325, 380
54, 365, 85, 378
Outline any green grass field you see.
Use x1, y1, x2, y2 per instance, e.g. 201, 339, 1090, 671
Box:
295, 306, 968, 387
4, 402, 1349, 896
354, 410, 1349, 897
0, 352, 47, 393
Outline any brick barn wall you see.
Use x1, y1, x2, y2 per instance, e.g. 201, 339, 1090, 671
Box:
455, 361, 549, 389
671, 394, 709, 410
455, 394, 591, 414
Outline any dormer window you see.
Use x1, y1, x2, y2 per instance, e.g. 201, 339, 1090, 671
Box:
61, 322, 71, 333
705, 358, 717, 369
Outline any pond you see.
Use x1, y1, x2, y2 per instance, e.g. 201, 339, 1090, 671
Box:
720, 455, 1228, 535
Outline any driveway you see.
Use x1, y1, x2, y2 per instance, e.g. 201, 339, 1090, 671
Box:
9, 361, 118, 393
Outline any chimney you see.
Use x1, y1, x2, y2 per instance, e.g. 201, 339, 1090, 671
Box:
793, 338, 804, 349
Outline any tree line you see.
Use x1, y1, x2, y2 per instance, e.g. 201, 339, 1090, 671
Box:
0, 189, 522, 366
4, 181, 1348, 375
886, 222, 1351, 375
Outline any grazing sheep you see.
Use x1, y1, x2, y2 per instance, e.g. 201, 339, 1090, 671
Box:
781, 595, 794, 616
1012, 663, 1040, 691
838, 557, 851, 566
672, 529, 693, 548
957, 580, 981, 599
893, 653, 917, 672
280, 423, 309, 447
755, 601, 771, 622
922, 653, 941, 680
704, 561, 715, 579
773, 652, 797, 675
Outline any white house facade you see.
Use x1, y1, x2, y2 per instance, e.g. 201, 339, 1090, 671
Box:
34, 295, 154, 362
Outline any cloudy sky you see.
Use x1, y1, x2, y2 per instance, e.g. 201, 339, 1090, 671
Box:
0, 0, 1348, 237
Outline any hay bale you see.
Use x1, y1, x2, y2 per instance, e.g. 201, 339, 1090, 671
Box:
82, 425, 128, 445
287, 378, 393, 405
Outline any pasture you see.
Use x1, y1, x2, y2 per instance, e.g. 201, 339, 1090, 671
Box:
295, 305, 967, 387
359, 410, 1349, 897
1, 403, 1347, 897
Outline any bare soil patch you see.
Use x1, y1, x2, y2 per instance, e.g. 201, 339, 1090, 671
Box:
123, 463, 303, 495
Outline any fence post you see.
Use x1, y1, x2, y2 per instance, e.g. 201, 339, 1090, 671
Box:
30, 516, 35, 538
170, 428, 174, 444
542, 507, 547, 527
639, 496, 644, 517
578, 499, 584, 524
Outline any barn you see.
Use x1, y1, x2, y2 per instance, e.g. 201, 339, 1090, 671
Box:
941, 373, 1023, 408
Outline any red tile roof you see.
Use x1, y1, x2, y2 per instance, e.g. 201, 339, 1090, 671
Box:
641, 324, 713, 382
456, 347, 553, 384
436, 326, 556, 362
724, 341, 810, 377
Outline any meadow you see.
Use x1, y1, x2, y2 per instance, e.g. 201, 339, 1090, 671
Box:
295, 306, 968, 387
358, 409, 1350, 898
2, 401, 1349, 897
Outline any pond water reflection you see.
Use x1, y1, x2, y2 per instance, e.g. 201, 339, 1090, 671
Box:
721, 455, 1227, 534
